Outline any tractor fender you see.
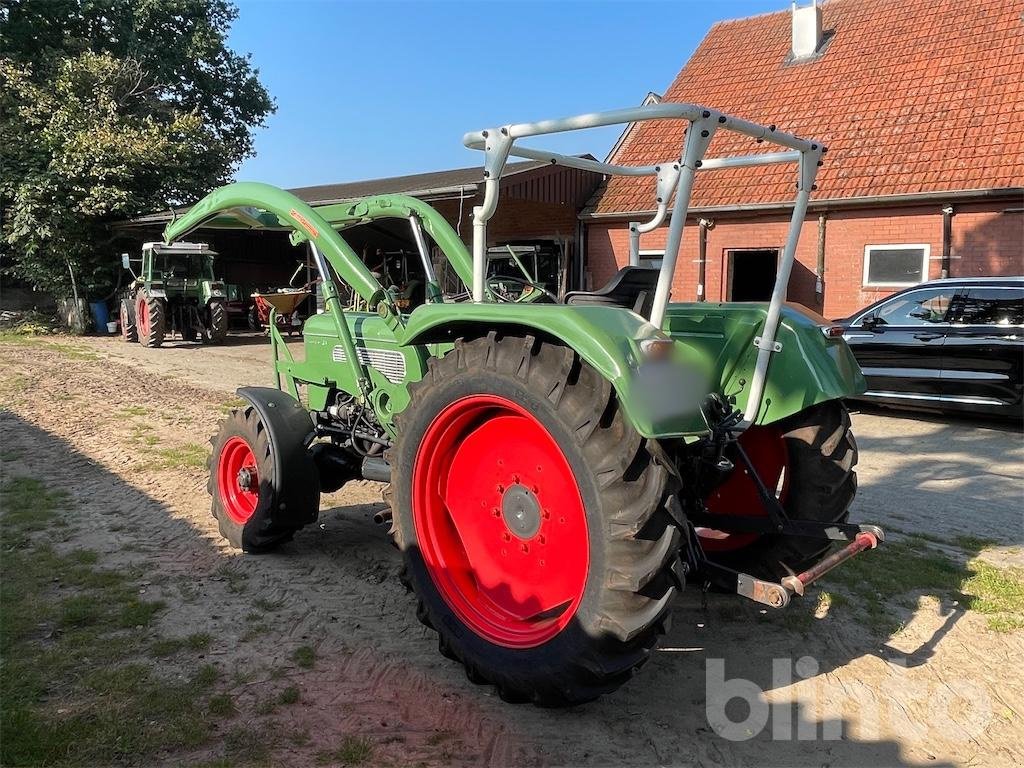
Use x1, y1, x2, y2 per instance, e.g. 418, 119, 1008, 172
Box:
235, 386, 320, 524
399, 303, 713, 438
399, 303, 864, 438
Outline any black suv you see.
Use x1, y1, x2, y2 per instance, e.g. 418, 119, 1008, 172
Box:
838, 277, 1023, 418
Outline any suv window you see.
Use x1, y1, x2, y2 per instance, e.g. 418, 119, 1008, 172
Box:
867, 288, 956, 327
955, 287, 1024, 326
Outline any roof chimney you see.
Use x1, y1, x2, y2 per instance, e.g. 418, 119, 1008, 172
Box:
791, 1, 823, 59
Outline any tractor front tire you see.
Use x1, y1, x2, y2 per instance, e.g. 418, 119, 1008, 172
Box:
389, 334, 681, 705
701, 400, 858, 580
120, 298, 137, 343
208, 404, 320, 552
136, 293, 165, 348
206, 301, 229, 344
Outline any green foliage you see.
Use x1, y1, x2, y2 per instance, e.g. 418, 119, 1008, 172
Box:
0, 0, 274, 297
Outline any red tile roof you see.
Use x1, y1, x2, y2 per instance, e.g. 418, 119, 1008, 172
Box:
588, 0, 1024, 216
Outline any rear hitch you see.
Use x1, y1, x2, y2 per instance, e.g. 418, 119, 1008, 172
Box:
672, 497, 884, 610
780, 531, 879, 597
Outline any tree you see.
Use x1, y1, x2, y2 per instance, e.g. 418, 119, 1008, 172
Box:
0, 0, 274, 298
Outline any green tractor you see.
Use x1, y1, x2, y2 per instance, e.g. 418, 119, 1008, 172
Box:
120, 241, 229, 347
166, 104, 882, 705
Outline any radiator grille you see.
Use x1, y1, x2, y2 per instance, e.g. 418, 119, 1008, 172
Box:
331, 345, 406, 384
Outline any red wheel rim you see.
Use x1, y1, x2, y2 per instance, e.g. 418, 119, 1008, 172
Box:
120, 304, 130, 340
217, 437, 260, 525
412, 395, 589, 648
136, 296, 150, 339
700, 426, 789, 552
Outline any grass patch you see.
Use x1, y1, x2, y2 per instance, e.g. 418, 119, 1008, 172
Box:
207, 693, 237, 718
277, 685, 300, 705
316, 735, 374, 766
223, 725, 272, 764
822, 538, 1024, 634
1, 476, 66, 534
240, 622, 270, 642
117, 405, 150, 418
292, 645, 316, 669
151, 443, 208, 470
253, 597, 284, 613
214, 565, 248, 594
0, 474, 225, 766
194, 663, 220, 689
0, 332, 100, 360
219, 396, 248, 414
149, 632, 212, 658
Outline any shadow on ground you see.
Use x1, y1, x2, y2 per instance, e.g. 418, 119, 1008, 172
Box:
7, 404, 1010, 766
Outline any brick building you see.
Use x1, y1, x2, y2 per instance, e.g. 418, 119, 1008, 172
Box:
119, 159, 600, 297
582, 0, 1023, 319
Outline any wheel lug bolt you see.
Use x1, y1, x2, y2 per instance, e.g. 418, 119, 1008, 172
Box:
502, 532, 510, 542
521, 543, 529, 553
539, 535, 546, 545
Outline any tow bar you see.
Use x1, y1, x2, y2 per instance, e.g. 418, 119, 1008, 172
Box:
781, 531, 880, 597
733, 530, 882, 609
674, 497, 885, 610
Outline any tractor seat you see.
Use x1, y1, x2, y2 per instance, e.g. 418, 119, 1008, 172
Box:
564, 267, 660, 316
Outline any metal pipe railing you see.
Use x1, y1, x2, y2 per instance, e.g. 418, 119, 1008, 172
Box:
463, 103, 825, 426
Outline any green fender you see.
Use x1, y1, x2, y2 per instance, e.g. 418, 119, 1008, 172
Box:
400, 301, 865, 438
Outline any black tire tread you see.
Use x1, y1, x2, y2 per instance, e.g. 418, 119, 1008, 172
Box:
389, 333, 682, 705
207, 301, 228, 344
138, 292, 165, 348
712, 401, 859, 580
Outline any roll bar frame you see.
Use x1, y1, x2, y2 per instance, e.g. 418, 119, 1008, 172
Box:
464, 103, 826, 424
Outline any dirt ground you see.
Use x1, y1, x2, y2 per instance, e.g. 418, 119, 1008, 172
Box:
2, 332, 1022, 767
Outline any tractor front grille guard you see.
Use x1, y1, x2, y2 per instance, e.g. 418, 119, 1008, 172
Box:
464, 103, 826, 426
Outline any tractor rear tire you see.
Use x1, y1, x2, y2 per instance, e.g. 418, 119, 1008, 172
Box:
208, 404, 320, 552
206, 301, 228, 344
136, 293, 165, 348
701, 400, 858, 580
389, 333, 681, 706
120, 298, 137, 343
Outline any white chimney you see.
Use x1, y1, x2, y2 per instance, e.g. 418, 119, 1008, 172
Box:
791, 1, 823, 59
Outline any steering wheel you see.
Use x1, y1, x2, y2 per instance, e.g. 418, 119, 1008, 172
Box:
486, 275, 558, 303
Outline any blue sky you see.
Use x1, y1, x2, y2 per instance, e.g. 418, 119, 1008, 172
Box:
230, 0, 789, 188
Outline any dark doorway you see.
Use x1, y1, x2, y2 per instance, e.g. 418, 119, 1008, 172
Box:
728, 249, 779, 301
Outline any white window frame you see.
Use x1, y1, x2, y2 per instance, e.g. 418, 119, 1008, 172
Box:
638, 249, 664, 270
862, 244, 930, 288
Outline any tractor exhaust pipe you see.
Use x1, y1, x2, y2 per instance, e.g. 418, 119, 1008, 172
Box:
361, 456, 391, 483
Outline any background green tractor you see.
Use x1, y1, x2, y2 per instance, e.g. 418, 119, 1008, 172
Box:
120, 241, 229, 347
164, 103, 883, 706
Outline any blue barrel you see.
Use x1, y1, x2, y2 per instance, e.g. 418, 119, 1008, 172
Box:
90, 301, 109, 333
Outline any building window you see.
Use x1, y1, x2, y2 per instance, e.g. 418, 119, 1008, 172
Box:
638, 250, 663, 270
862, 244, 929, 287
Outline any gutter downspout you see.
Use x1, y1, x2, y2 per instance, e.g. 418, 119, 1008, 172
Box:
816, 213, 826, 307
941, 204, 954, 279
697, 218, 712, 301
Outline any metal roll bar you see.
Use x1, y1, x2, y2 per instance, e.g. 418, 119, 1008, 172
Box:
463, 103, 826, 425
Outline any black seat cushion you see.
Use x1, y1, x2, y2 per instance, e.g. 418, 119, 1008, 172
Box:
564, 267, 660, 316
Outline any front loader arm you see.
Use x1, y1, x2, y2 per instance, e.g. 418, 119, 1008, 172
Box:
163, 182, 385, 308
163, 182, 388, 400
294, 195, 475, 292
